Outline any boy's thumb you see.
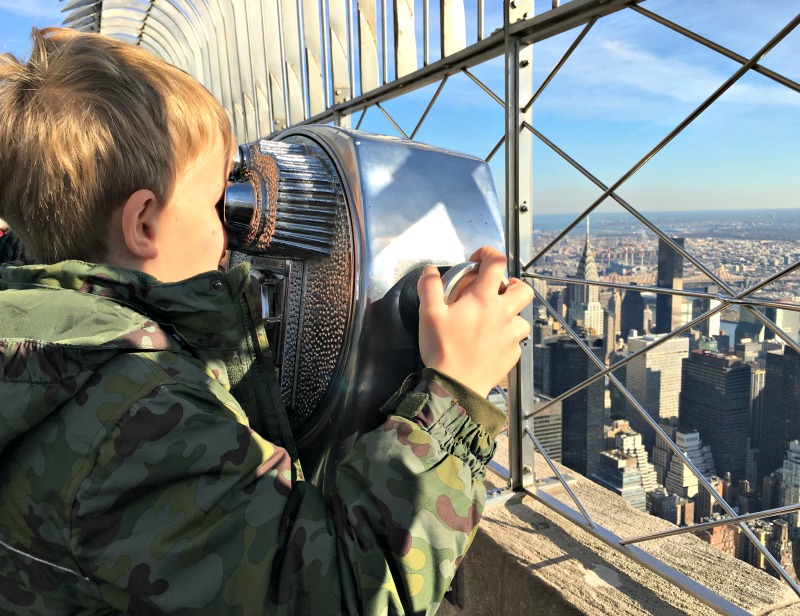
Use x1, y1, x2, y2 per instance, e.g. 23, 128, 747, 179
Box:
417, 265, 445, 311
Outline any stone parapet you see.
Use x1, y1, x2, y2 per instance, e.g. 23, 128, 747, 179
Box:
438, 441, 800, 615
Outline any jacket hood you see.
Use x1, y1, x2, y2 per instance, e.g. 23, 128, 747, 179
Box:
0, 260, 253, 350
0, 260, 253, 457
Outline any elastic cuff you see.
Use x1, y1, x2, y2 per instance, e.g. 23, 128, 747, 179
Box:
423, 408, 497, 481
421, 368, 507, 438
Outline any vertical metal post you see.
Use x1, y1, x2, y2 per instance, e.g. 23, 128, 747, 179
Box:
381, 0, 388, 84
321, 0, 331, 109
423, 0, 429, 66
334, 109, 351, 128
505, 0, 535, 490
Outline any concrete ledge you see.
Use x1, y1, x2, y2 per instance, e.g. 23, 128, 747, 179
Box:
438, 442, 800, 615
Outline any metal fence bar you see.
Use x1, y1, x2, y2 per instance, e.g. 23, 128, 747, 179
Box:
381, 0, 388, 83
484, 134, 505, 162
621, 503, 800, 546
524, 427, 597, 527
423, 0, 430, 66
294, 0, 632, 127
409, 76, 448, 139
521, 16, 595, 113
375, 102, 409, 137
462, 67, 504, 106
354, 107, 367, 129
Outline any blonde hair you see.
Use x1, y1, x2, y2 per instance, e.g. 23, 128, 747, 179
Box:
0, 27, 233, 264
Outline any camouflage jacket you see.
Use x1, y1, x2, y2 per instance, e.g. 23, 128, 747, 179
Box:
0, 260, 505, 615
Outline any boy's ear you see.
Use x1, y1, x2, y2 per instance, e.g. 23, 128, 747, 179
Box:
119, 189, 160, 260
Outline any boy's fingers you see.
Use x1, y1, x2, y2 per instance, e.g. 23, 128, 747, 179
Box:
469, 247, 508, 295
503, 278, 534, 313
468, 246, 504, 262
514, 315, 532, 341
417, 265, 445, 313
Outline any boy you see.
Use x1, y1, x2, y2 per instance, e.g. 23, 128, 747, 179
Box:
0, 27, 533, 615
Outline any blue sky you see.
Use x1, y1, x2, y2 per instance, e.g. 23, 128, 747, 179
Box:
2, 1, 798, 214
0, 1, 63, 58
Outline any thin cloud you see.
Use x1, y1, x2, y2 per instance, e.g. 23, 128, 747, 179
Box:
530, 35, 800, 125
590, 39, 723, 103
596, 38, 799, 108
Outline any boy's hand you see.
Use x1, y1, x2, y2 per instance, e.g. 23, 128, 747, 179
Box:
417, 247, 534, 397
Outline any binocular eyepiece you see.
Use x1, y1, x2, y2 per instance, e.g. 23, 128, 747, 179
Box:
219, 140, 342, 259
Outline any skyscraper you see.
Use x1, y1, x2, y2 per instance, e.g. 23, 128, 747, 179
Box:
696, 475, 725, 521
532, 277, 549, 320
690, 283, 721, 338
604, 288, 622, 359
679, 351, 751, 481
537, 334, 605, 477
615, 428, 659, 494
736, 305, 800, 346
655, 237, 685, 334
664, 429, 716, 500
647, 488, 678, 523
566, 220, 604, 337
647, 487, 694, 526
780, 440, 800, 540
620, 333, 689, 451
739, 519, 798, 582
590, 451, 646, 511
762, 471, 784, 510
737, 479, 758, 515
740, 523, 770, 571
747, 365, 766, 485
760, 346, 800, 483
532, 394, 563, 463
652, 417, 678, 486
765, 520, 797, 582
698, 521, 739, 559
620, 285, 645, 342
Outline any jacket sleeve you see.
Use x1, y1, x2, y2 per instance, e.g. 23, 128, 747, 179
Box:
70, 368, 505, 615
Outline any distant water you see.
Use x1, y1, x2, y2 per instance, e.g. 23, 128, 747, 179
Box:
532, 208, 800, 241
720, 321, 737, 341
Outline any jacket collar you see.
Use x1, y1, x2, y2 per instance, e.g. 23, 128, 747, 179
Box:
0, 260, 253, 351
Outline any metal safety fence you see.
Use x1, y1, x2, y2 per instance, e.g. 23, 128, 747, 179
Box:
62, 0, 800, 613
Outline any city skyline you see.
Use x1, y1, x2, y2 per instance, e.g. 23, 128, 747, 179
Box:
2, 1, 798, 214
532, 221, 800, 582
